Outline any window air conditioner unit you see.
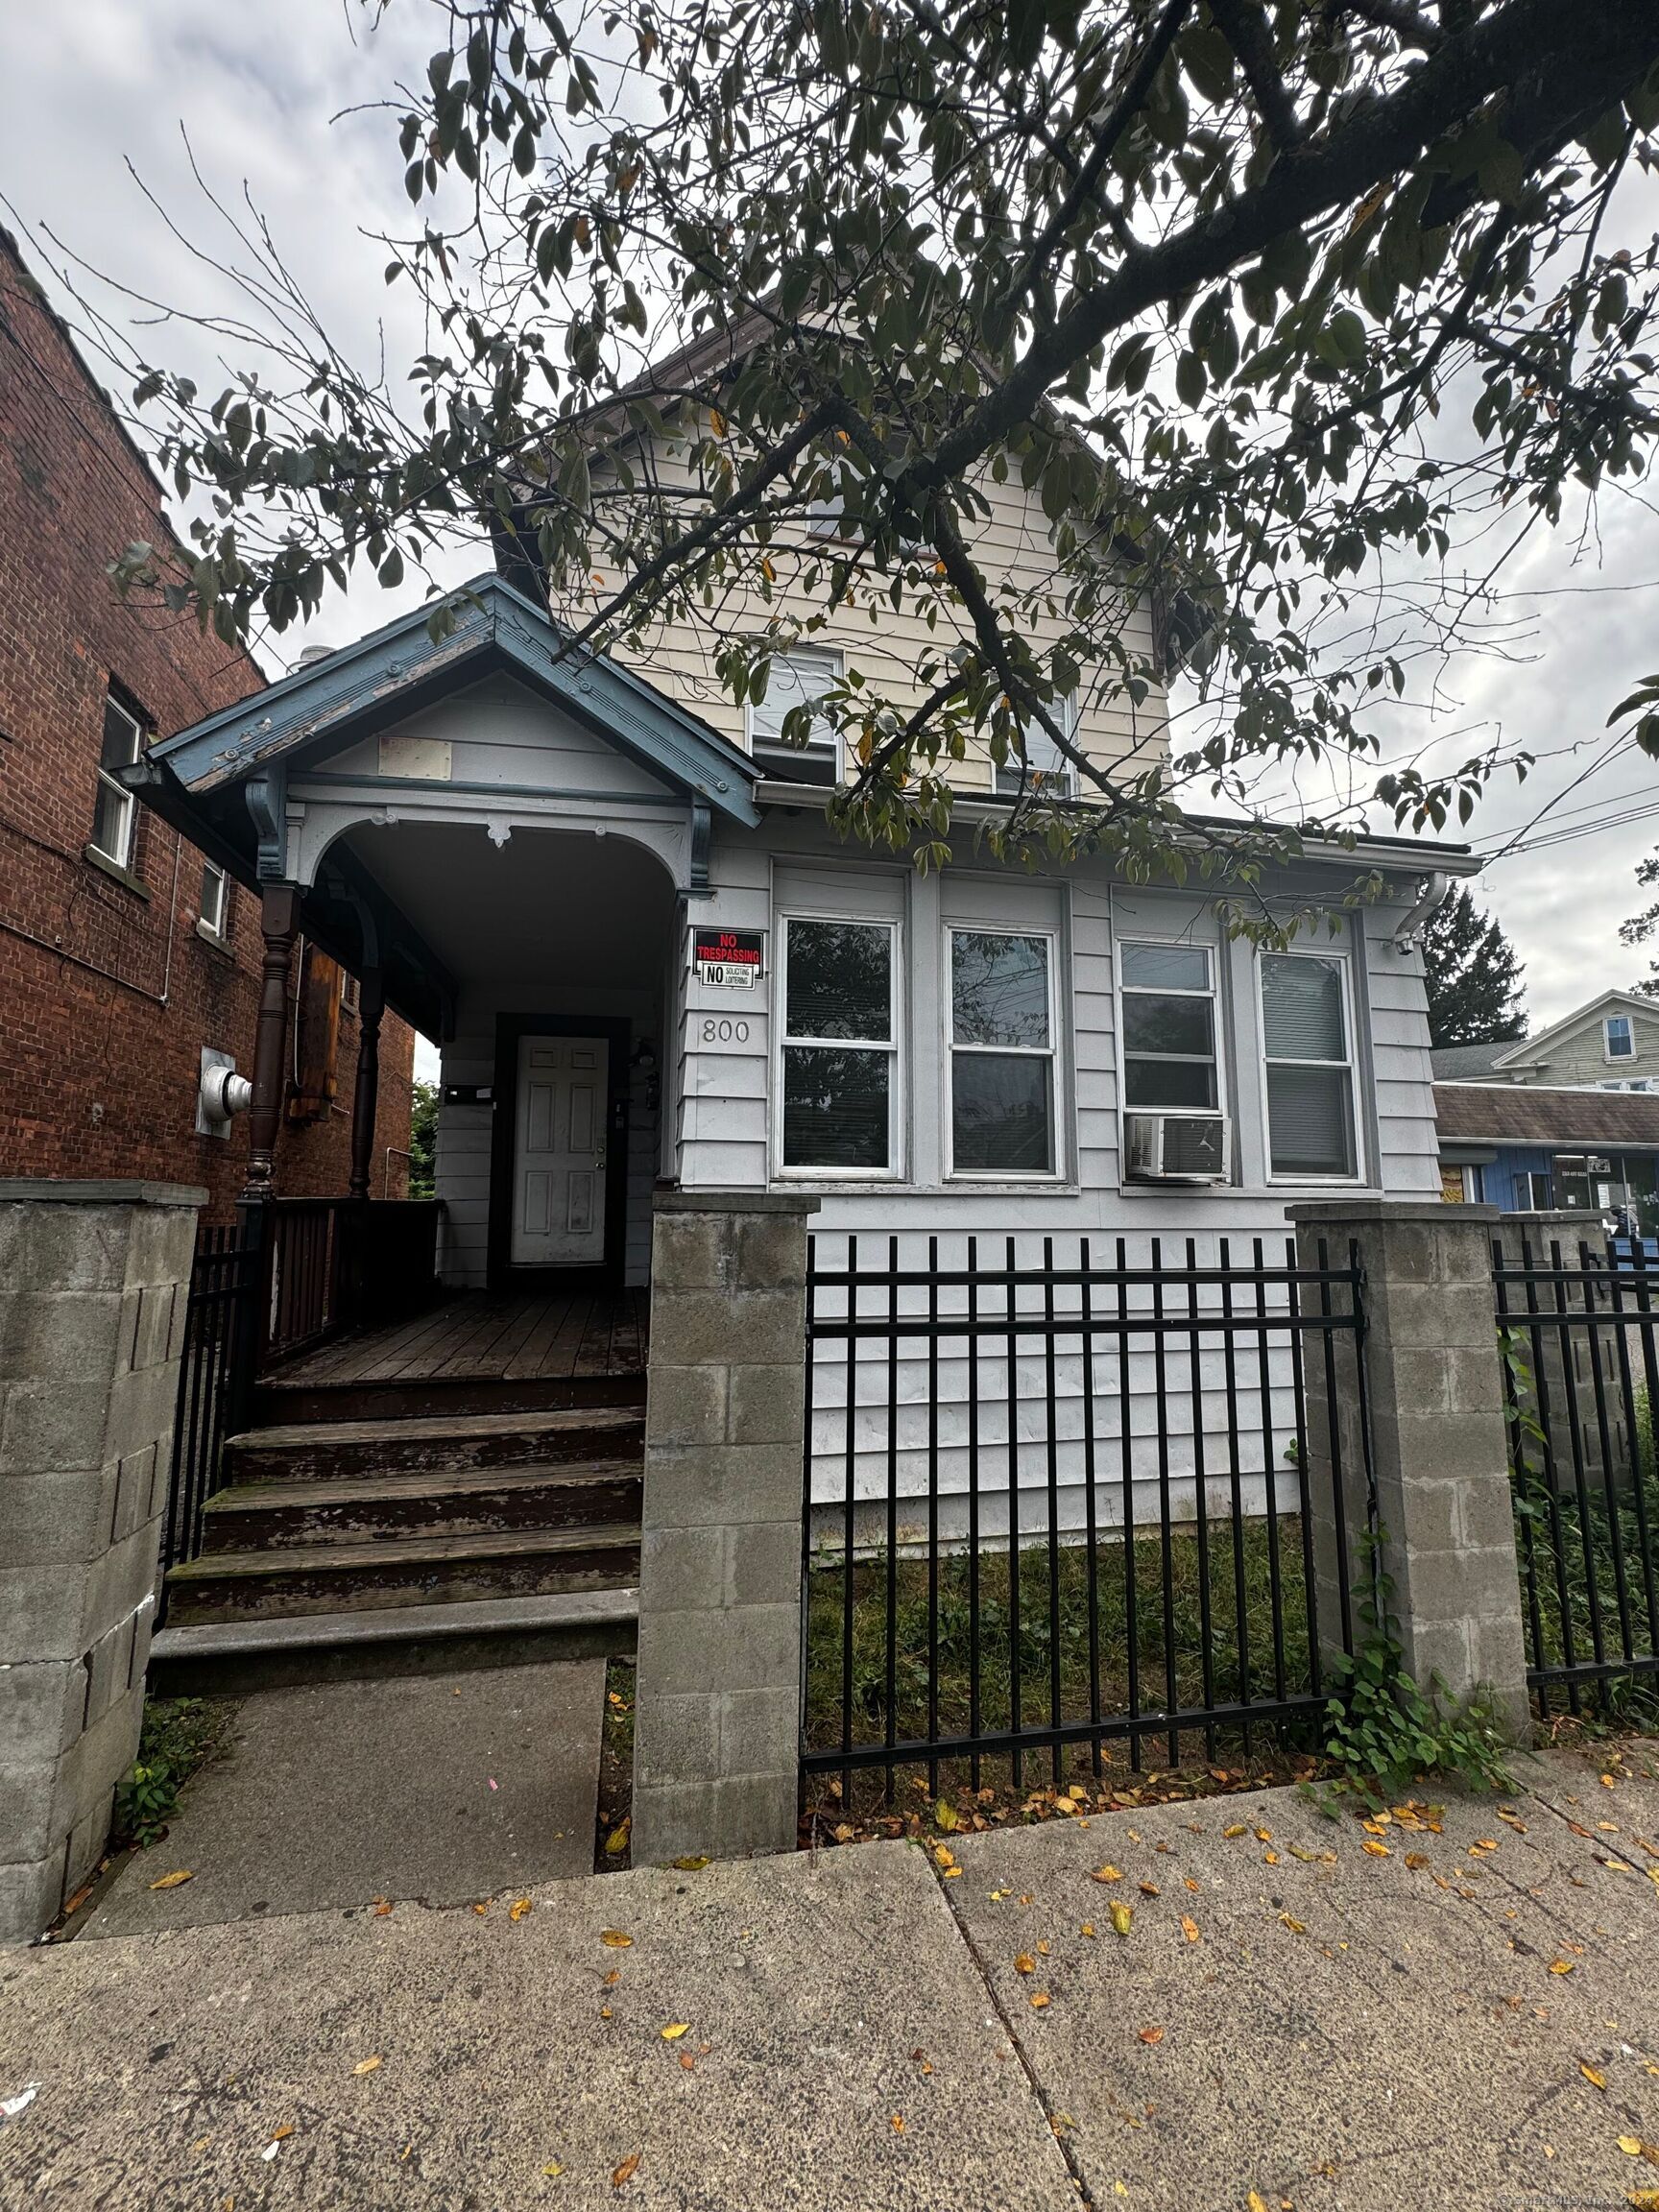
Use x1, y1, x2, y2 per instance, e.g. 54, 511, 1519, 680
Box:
1125, 1112, 1229, 1184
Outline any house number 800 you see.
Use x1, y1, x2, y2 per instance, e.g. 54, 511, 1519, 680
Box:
702, 1018, 750, 1045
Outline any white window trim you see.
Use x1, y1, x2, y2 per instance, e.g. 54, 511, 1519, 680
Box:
198, 860, 229, 944
772, 909, 902, 1182
1604, 1013, 1636, 1062
91, 695, 143, 871
745, 645, 845, 780
1113, 936, 1228, 1156
1257, 946, 1364, 1187
992, 693, 1079, 799
944, 923, 1065, 1183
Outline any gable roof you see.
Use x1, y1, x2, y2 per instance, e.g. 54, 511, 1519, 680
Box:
1491, 989, 1654, 1070
1431, 1040, 1526, 1080
1435, 1081, 1659, 1146
140, 571, 760, 828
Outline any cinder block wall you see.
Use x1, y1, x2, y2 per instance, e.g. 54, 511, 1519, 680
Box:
0, 1180, 203, 1944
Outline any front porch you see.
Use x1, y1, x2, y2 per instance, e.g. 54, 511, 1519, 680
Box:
264, 1286, 648, 1398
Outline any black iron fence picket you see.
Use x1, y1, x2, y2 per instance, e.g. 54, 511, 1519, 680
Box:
1493, 1231, 1659, 1717
156, 1223, 260, 1621
800, 1232, 1369, 1811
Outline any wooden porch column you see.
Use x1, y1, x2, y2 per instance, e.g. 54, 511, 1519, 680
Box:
242, 882, 300, 1201
348, 968, 385, 1201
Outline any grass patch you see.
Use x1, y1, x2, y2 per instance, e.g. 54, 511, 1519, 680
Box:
804, 1517, 1319, 1822
113, 1696, 235, 1848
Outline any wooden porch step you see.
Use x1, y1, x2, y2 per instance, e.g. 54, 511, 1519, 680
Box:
163, 1524, 643, 1625
252, 1371, 647, 1428
200, 1461, 642, 1551
224, 1405, 643, 1484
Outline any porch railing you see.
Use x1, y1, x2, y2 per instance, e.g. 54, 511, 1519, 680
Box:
156, 1197, 442, 1620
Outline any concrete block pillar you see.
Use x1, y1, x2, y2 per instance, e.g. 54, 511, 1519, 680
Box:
632, 1191, 818, 1865
0, 1180, 205, 1945
1288, 1200, 1531, 1744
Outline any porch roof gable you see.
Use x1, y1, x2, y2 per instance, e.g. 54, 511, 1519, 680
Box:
143, 572, 761, 828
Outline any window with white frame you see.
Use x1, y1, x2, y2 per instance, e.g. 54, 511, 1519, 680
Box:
747, 646, 843, 784
780, 916, 897, 1172
1522, 1169, 1553, 1209
949, 929, 1056, 1174
198, 859, 229, 942
91, 693, 143, 870
1261, 950, 1358, 1179
994, 696, 1078, 798
1606, 1012, 1636, 1060
1120, 941, 1218, 1111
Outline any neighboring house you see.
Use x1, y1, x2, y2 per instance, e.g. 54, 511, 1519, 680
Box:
1430, 989, 1659, 1091
1435, 1082, 1659, 1223
0, 228, 415, 1214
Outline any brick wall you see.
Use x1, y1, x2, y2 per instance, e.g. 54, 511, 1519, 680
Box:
0, 230, 415, 1217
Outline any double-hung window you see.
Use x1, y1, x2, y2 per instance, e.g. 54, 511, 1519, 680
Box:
1606, 1013, 1636, 1061
747, 646, 843, 785
1120, 942, 1218, 1111
1261, 951, 1358, 1179
994, 695, 1078, 798
949, 929, 1057, 1175
198, 860, 229, 942
91, 693, 143, 870
780, 917, 897, 1172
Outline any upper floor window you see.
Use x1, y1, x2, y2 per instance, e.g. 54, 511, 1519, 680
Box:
949, 928, 1057, 1175
1606, 1013, 1635, 1060
994, 696, 1078, 798
1119, 941, 1218, 1110
198, 859, 229, 943
91, 694, 143, 870
1261, 951, 1358, 1180
747, 646, 843, 785
779, 916, 896, 1173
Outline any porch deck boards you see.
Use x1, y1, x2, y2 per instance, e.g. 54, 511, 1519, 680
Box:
270, 1289, 649, 1388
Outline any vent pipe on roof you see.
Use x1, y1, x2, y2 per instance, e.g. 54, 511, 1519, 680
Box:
292, 643, 334, 671
1392, 871, 1453, 954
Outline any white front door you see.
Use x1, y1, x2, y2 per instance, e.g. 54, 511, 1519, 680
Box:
511, 1035, 608, 1267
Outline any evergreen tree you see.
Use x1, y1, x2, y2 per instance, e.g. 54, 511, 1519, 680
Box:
1422, 889, 1527, 1048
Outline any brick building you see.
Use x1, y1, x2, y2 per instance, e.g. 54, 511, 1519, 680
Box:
0, 228, 414, 1215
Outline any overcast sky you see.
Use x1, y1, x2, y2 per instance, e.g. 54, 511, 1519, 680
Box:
5, 0, 1658, 1046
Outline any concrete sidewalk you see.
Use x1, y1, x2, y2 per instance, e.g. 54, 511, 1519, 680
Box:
3, 1743, 1658, 2210
83, 1661, 607, 1938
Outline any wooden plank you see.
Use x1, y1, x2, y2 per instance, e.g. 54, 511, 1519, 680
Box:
354, 1300, 477, 1384
541, 1294, 594, 1380
447, 1295, 544, 1379
428, 1296, 522, 1379
504, 1295, 574, 1382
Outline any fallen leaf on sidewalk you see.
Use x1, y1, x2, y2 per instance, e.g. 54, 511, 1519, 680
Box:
1278, 1912, 1306, 1935
671, 1857, 709, 1871
661, 2025, 689, 2041
148, 1871, 193, 1891
1181, 1916, 1201, 1944
1139, 1881, 1161, 1897
352, 2057, 382, 2077
1029, 1992, 1050, 2009
1015, 1954, 1036, 1975
1092, 1865, 1123, 1883
1581, 2062, 1607, 2090
1247, 2192, 1269, 2212
510, 1899, 533, 1923
1551, 1960, 1576, 1976
612, 2152, 640, 2187
606, 1821, 632, 1857
601, 1931, 634, 1948
1109, 1902, 1133, 1937
541, 2162, 565, 2178
891, 2114, 905, 2134
1138, 2026, 1164, 2046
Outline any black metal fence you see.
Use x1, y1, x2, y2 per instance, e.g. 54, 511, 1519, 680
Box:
800, 1232, 1370, 1809
1494, 1231, 1659, 1717
156, 1198, 442, 1622
157, 1223, 261, 1615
